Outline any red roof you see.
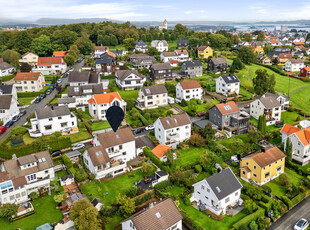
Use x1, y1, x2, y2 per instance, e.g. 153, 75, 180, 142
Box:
175, 49, 188, 55
15, 72, 41, 81
37, 57, 65, 66
281, 124, 300, 135
169, 60, 179, 64
152, 145, 171, 159
215, 101, 240, 115
294, 42, 305, 45
93, 46, 109, 51
53, 51, 69, 57
179, 80, 201, 89
303, 67, 310, 71
88, 92, 122, 104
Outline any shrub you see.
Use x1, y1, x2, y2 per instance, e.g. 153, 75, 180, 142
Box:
231, 161, 238, 167
291, 193, 306, 206
11, 126, 27, 136
277, 173, 291, 186
194, 165, 202, 173
75, 168, 88, 182
29, 192, 39, 200
126, 186, 138, 198
143, 147, 170, 173
62, 154, 73, 168
180, 99, 187, 106
261, 185, 272, 194
232, 208, 264, 230
88, 174, 95, 180
68, 167, 76, 175
244, 199, 258, 214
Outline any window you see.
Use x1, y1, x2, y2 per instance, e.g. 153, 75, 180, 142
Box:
242, 171, 246, 175
253, 165, 256, 170
45, 125, 52, 130
16, 193, 20, 198
122, 152, 126, 156
58, 117, 62, 120
45, 170, 48, 174
269, 164, 272, 167
277, 166, 282, 172
253, 173, 257, 178
235, 192, 238, 196
201, 185, 205, 190
225, 197, 230, 203
246, 162, 249, 166
205, 196, 209, 199
10, 195, 14, 201
197, 191, 200, 194
265, 172, 270, 179
119, 145, 123, 150
207, 188, 210, 193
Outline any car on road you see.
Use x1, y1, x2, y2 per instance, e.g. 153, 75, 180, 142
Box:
4, 120, 14, 128
72, 143, 85, 151
63, 72, 69, 78
145, 125, 154, 131
57, 79, 62, 84
12, 115, 21, 122
197, 111, 206, 117
34, 97, 41, 103
132, 128, 143, 135
294, 218, 309, 230
50, 150, 62, 158
0, 126, 7, 135
39, 94, 46, 100
46, 89, 52, 95
19, 110, 26, 117
69, 67, 74, 72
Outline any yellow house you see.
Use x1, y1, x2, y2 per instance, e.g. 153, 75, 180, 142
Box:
240, 147, 285, 186
251, 41, 264, 54
198, 46, 213, 59
19, 52, 39, 65
277, 53, 292, 66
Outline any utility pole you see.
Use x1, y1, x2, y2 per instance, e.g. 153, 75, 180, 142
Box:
288, 76, 291, 97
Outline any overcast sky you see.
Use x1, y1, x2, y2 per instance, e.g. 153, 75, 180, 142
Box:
1, 0, 310, 22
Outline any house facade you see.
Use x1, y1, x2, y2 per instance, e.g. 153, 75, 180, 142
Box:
176, 80, 203, 102
135, 40, 148, 53
150, 63, 172, 83
257, 55, 272, 65
284, 59, 305, 72
277, 53, 292, 66
67, 83, 104, 106
151, 40, 169, 52
129, 54, 157, 68
0, 94, 19, 124
32, 57, 67, 75
251, 41, 265, 54
136, 85, 168, 110
88, 92, 126, 120
181, 60, 203, 78
115, 69, 146, 90
93, 46, 109, 58
68, 71, 100, 87
208, 57, 227, 73
19, 52, 39, 65
216, 74, 240, 96
191, 167, 243, 215
0, 62, 15, 77
14, 72, 45, 92
300, 67, 310, 77
160, 50, 189, 63
177, 40, 189, 49
197, 46, 213, 59
240, 147, 286, 186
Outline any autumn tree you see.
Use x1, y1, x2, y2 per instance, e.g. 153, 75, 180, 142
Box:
116, 194, 135, 217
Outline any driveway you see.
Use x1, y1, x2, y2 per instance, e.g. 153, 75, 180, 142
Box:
0, 61, 83, 143
269, 196, 310, 230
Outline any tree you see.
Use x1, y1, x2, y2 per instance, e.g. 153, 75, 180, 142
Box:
264, 44, 273, 55
238, 46, 256, 64
256, 32, 265, 42
189, 132, 205, 147
11, 126, 27, 136
199, 151, 219, 172
70, 199, 100, 230
188, 38, 202, 48
116, 194, 135, 217
13, 31, 32, 54
123, 38, 136, 51
257, 216, 270, 230
62, 154, 73, 168
52, 29, 78, 50
31, 35, 52, 56
285, 138, 292, 162
244, 34, 253, 42
54, 194, 66, 203
249, 220, 259, 230
110, 35, 119, 46
0, 203, 19, 219
141, 162, 153, 178
201, 124, 215, 144
278, 173, 291, 186
243, 199, 258, 214
207, 33, 229, 50
174, 24, 188, 35
253, 69, 276, 95
1, 49, 21, 67
68, 44, 80, 59
64, 54, 75, 66
231, 57, 244, 70
257, 115, 266, 134
20, 62, 32, 72
166, 149, 179, 165
74, 33, 94, 55
146, 47, 160, 56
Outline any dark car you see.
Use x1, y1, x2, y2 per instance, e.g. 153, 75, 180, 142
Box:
34, 97, 41, 103
63, 72, 69, 78
19, 109, 26, 116
39, 94, 46, 100
45, 89, 52, 95
50, 150, 62, 158
132, 128, 143, 135
4, 120, 14, 128
12, 115, 21, 122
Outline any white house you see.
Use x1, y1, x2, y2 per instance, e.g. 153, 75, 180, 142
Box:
0, 151, 55, 205
19, 52, 39, 65
216, 74, 240, 97
83, 127, 136, 179
0, 94, 19, 124
93, 46, 109, 58
154, 113, 191, 148
28, 105, 78, 137
136, 85, 168, 110
191, 167, 243, 216
160, 50, 190, 63
262, 92, 289, 111
14, 72, 45, 92
284, 59, 305, 72
88, 92, 126, 121
66, 83, 104, 106
281, 124, 310, 165
59, 174, 75, 186
176, 80, 203, 102
32, 57, 67, 75
115, 70, 146, 90
121, 198, 183, 230
135, 40, 148, 53
250, 94, 282, 126
68, 71, 100, 87
151, 40, 169, 52
0, 62, 15, 77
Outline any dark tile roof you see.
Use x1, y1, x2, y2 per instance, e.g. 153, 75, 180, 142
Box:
17, 154, 37, 165
151, 63, 172, 71
182, 60, 202, 67
0, 62, 14, 70
60, 174, 74, 181
220, 74, 240, 84
259, 95, 281, 108
91, 198, 102, 207
67, 83, 104, 97
68, 71, 99, 84
116, 69, 145, 81
87, 145, 110, 167
204, 167, 242, 200
135, 40, 147, 47
58, 97, 76, 104
97, 127, 135, 149
0, 85, 13, 94
36, 105, 71, 119
159, 113, 191, 130
209, 57, 227, 65
179, 80, 201, 89
0, 95, 12, 109
135, 137, 146, 149
141, 85, 167, 96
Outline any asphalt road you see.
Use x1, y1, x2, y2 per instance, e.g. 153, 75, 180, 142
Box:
269, 195, 310, 230
0, 61, 83, 142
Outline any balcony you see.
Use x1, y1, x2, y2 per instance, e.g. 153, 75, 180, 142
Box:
108, 150, 123, 159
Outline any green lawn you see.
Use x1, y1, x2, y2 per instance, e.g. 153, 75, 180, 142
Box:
173, 147, 206, 167
0, 193, 62, 230
105, 215, 124, 230
281, 111, 301, 124
236, 68, 254, 92
165, 185, 186, 196
239, 87, 253, 99
218, 134, 250, 150
91, 121, 111, 131
18, 97, 35, 105
80, 170, 145, 208
290, 86, 310, 113
108, 44, 126, 51
68, 121, 93, 143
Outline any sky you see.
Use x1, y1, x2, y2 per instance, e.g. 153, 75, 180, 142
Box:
1, 0, 310, 22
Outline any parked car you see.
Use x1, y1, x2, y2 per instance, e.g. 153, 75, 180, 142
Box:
69, 67, 74, 72
0, 126, 7, 135
90, 141, 94, 146
19, 110, 26, 117
145, 125, 154, 131
132, 128, 143, 135
57, 79, 62, 84
4, 120, 14, 128
63, 72, 69, 78
12, 115, 21, 122
34, 97, 41, 103
50, 150, 62, 158
39, 94, 46, 100
64, 127, 72, 133
72, 143, 85, 151
45, 89, 52, 95
294, 219, 309, 230
197, 111, 206, 117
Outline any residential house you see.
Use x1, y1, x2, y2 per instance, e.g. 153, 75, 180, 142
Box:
250, 94, 282, 125
191, 167, 243, 215
154, 113, 191, 147
115, 69, 146, 90
240, 147, 286, 185
176, 80, 203, 102
177, 40, 189, 49
0, 84, 18, 101
160, 50, 189, 64
68, 71, 100, 86
111, 50, 128, 57
175, 50, 189, 62
83, 127, 136, 179
257, 55, 272, 65
151, 40, 168, 52
261, 92, 289, 111
135, 40, 148, 53
14, 72, 45, 92
208, 57, 227, 73
88, 92, 126, 121
152, 144, 172, 162
216, 74, 240, 96
197, 46, 213, 59
67, 83, 104, 106
209, 101, 250, 135
181, 60, 203, 78
300, 67, 310, 77
95, 52, 125, 75
284, 59, 305, 72
251, 41, 265, 54
136, 85, 168, 110
121, 198, 183, 230
293, 51, 304, 58
150, 63, 172, 83
0, 85, 19, 123
0, 62, 15, 77
53, 51, 69, 58
19, 52, 39, 65
28, 105, 78, 137
158, 19, 168, 31
0, 151, 55, 204
281, 125, 310, 165
268, 47, 291, 58
59, 174, 75, 186
129, 54, 157, 68
93, 46, 109, 58
276, 53, 292, 66
33, 57, 67, 75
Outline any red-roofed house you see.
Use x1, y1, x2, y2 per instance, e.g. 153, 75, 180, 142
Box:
152, 144, 172, 161
53, 50, 69, 58
88, 92, 126, 120
300, 67, 310, 77
176, 80, 203, 102
14, 72, 45, 92
33, 57, 67, 75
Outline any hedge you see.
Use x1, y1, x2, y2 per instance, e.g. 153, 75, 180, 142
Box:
100, 75, 115, 79
17, 86, 49, 98
143, 147, 170, 173
232, 207, 264, 230
255, 63, 286, 76
281, 195, 293, 209
1, 74, 15, 82
291, 193, 306, 207
181, 211, 204, 230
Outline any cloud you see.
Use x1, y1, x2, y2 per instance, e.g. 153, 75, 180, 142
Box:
185, 11, 192, 15
248, 6, 268, 16
200, 10, 205, 13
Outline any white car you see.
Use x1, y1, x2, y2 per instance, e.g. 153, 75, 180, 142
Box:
57, 79, 62, 84
72, 143, 85, 151
145, 125, 154, 131
294, 218, 309, 230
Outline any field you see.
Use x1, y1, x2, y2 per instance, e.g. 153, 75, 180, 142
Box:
173, 147, 206, 167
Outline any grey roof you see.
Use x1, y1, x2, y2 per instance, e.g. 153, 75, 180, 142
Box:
97, 127, 135, 149
91, 198, 102, 207
151, 63, 172, 71
204, 167, 242, 201
156, 170, 168, 177
259, 95, 281, 108
58, 97, 76, 104
141, 85, 167, 96
0, 95, 12, 109
177, 40, 188, 44
210, 57, 227, 65
0, 62, 14, 70
220, 74, 240, 84
17, 154, 37, 165
159, 113, 191, 130
65, 150, 81, 158
96, 53, 115, 65
68, 71, 99, 84
0, 85, 13, 94
183, 60, 202, 67
36, 105, 71, 119
135, 40, 147, 47
135, 137, 146, 149
116, 69, 145, 81
67, 83, 104, 97
60, 174, 74, 181
262, 92, 289, 101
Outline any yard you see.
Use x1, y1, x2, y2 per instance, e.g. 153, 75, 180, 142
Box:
281, 111, 301, 124
173, 147, 206, 167
0, 193, 62, 230
91, 121, 111, 131
112, 85, 139, 103
18, 97, 35, 105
